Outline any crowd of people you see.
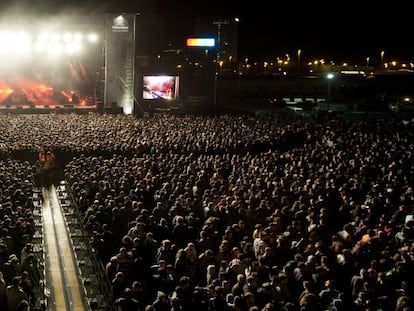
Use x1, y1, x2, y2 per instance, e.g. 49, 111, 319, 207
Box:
0, 158, 41, 311
0, 111, 414, 311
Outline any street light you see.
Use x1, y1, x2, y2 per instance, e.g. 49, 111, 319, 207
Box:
326, 72, 334, 113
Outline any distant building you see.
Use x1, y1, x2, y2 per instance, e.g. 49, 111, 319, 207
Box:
213, 17, 239, 65
193, 16, 239, 65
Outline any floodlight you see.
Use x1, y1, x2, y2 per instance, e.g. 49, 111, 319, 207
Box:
63, 33, 73, 42
74, 33, 83, 42
39, 32, 50, 42
65, 42, 82, 54
87, 33, 98, 43
48, 42, 63, 55
50, 33, 60, 42
34, 42, 46, 53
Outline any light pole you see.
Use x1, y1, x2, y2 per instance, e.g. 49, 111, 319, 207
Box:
214, 61, 222, 112
214, 71, 218, 111
326, 73, 334, 113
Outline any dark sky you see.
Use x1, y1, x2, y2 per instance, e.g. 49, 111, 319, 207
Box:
1, 0, 412, 62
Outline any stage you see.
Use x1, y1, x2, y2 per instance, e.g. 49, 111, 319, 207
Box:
0, 14, 107, 115
0, 103, 98, 114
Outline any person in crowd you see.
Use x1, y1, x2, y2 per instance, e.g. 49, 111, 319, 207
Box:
5, 276, 27, 311
0, 271, 6, 309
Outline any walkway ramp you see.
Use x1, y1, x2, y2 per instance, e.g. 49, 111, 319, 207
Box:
41, 185, 90, 311
38, 182, 113, 311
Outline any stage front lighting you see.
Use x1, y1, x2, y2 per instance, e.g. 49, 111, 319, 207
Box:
50, 33, 60, 42
39, 32, 50, 42
0, 89, 13, 94
15, 31, 30, 42
74, 33, 83, 42
48, 42, 63, 55
15, 44, 31, 55
63, 33, 73, 42
14, 32, 31, 55
66, 42, 82, 54
0, 31, 31, 56
34, 42, 46, 53
87, 33, 98, 43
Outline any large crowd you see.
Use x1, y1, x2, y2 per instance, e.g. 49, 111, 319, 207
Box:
0, 111, 414, 311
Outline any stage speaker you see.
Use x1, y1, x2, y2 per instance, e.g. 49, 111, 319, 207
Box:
96, 101, 104, 113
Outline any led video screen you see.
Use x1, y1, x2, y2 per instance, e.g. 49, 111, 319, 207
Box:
143, 75, 179, 100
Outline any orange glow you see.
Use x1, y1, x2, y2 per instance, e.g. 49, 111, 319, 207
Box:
0, 58, 96, 108
0, 83, 13, 103
79, 62, 90, 82
0, 78, 88, 107
69, 61, 80, 81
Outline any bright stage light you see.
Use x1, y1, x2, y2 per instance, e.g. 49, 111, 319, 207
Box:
114, 15, 126, 24
38, 32, 50, 42
0, 30, 31, 56
87, 33, 98, 43
0, 89, 13, 94
50, 33, 60, 42
63, 33, 73, 42
73, 33, 83, 42
0, 28, 96, 59
15, 31, 31, 55
48, 42, 63, 55
66, 42, 82, 54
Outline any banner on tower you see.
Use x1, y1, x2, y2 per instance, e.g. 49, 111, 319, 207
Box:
104, 14, 136, 114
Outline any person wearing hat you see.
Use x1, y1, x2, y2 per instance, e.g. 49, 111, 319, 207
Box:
152, 290, 169, 311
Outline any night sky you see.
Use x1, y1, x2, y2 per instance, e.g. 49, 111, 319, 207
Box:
0, 0, 412, 62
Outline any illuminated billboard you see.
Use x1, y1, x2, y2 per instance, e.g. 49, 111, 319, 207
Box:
186, 38, 215, 47
142, 76, 179, 100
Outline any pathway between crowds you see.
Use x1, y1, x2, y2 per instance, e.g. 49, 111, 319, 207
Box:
42, 185, 90, 311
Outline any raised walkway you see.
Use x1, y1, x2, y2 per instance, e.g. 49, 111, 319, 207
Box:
42, 185, 89, 311
33, 182, 112, 311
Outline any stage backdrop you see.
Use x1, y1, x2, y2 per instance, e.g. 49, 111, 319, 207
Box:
104, 14, 136, 114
